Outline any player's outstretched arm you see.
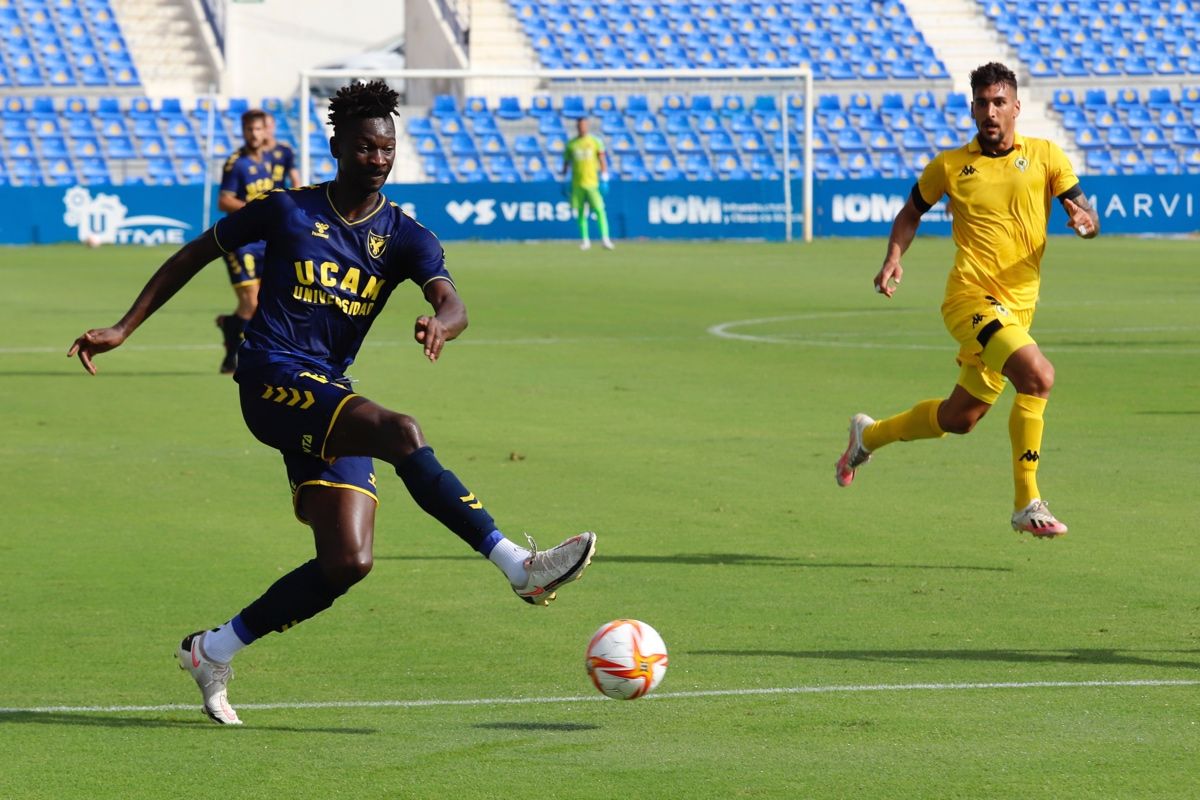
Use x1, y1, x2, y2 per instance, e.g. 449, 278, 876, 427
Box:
414, 278, 468, 363
67, 233, 224, 374
1061, 195, 1099, 239
874, 195, 924, 298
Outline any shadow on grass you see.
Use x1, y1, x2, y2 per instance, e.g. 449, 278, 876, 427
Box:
0, 712, 377, 734
377, 553, 1011, 572
690, 648, 1200, 670
473, 721, 600, 732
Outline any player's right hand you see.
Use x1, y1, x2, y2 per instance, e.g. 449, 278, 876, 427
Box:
874, 260, 903, 298
67, 327, 126, 374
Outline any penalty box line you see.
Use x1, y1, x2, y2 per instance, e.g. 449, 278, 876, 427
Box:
1, 678, 1196, 716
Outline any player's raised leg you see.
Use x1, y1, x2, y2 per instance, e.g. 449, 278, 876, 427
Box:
325, 396, 595, 605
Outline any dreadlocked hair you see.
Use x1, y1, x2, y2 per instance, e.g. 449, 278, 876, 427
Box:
327, 80, 401, 133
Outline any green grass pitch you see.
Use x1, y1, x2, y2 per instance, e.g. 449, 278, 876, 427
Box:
1, 235, 1198, 799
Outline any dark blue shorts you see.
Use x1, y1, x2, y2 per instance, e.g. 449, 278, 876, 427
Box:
236, 361, 378, 524
224, 242, 264, 287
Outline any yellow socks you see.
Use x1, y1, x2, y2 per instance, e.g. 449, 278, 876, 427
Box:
862, 398, 945, 451
1010, 393, 1047, 510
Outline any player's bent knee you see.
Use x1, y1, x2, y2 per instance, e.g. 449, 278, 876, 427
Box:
382, 412, 424, 456
319, 552, 374, 590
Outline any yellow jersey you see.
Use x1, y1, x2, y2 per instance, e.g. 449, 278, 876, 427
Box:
916, 133, 1078, 312
564, 134, 605, 190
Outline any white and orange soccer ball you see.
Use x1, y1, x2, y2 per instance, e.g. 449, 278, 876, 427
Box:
585, 619, 669, 700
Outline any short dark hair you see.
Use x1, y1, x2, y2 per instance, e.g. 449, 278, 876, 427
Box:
970, 62, 1018, 95
327, 80, 400, 134
240, 109, 268, 128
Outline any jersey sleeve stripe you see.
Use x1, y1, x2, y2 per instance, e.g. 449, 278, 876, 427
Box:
211, 224, 230, 254
421, 275, 456, 291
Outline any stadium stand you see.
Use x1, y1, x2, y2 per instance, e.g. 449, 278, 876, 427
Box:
0, 0, 1198, 186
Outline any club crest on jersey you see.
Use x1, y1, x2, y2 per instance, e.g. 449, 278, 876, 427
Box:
311, 221, 330, 239
1015, 156, 1029, 172
367, 231, 389, 259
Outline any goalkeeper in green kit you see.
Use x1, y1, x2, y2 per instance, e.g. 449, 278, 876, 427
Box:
562, 118, 614, 250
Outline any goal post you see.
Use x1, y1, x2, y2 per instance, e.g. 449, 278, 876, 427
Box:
298, 67, 814, 242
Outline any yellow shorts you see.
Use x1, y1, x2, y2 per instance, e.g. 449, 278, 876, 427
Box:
941, 290, 1037, 405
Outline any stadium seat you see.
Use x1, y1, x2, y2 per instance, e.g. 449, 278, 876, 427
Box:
496, 96, 523, 121
431, 94, 458, 117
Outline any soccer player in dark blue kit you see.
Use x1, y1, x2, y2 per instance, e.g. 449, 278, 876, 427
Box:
215, 108, 276, 374
68, 81, 596, 726
264, 110, 301, 189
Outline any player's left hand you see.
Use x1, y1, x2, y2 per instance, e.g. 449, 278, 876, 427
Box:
1063, 197, 1096, 239
414, 315, 449, 362
67, 326, 126, 374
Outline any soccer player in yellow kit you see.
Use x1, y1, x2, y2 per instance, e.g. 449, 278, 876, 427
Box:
835, 62, 1100, 537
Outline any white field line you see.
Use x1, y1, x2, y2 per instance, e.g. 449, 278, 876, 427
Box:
2, 679, 1196, 716
707, 315, 1200, 355
7, 318, 1197, 358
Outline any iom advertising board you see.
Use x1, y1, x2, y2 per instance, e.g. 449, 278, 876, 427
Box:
0, 174, 1195, 244
393, 179, 795, 241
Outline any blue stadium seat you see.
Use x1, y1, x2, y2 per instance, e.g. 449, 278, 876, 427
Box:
453, 155, 487, 182
561, 95, 587, 119
448, 133, 477, 156
145, 157, 175, 184
407, 117, 434, 136
77, 157, 110, 185
39, 135, 68, 158
520, 154, 555, 181
438, 114, 465, 136
616, 151, 649, 180
471, 115, 499, 135
431, 94, 458, 117
71, 136, 102, 159
463, 96, 488, 116
496, 96, 523, 121
5, 135, 35, 159
485, 154, 519, 182
478, 133, 508, 155
103, 134, 135, 159
649, 152, 681, 180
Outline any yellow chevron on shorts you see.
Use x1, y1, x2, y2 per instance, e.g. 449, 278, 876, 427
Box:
459, 492, 484, 510
263, 384, 316, 409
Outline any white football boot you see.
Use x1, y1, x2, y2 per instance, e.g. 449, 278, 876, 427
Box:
512, 532, 596, 606
1011, 500, 1068, 538
177, 631, 242, 725
835, 413, 875, 487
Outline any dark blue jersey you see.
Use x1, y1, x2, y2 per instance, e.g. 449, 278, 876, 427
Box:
211, 183, 452, 374
267, 142, 296, 187
219, 149, 276, 203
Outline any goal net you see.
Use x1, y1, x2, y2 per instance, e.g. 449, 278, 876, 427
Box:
298, 67, 814, 242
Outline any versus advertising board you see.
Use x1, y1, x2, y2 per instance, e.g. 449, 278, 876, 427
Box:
0, 174, 1195, 245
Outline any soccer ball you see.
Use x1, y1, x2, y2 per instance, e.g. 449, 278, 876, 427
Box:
585, 619, 669, 700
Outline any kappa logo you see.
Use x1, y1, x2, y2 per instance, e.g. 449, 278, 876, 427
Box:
959, 165, 978, 177
971, 313, 985, 327
312, 221, 330, 239
1019, 449, 1040, 462
367, 230, 389, 259
445, 199, 496, 225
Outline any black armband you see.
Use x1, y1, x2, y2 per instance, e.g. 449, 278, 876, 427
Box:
1057, 183, 1084, 202
910, 183, 932, 215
